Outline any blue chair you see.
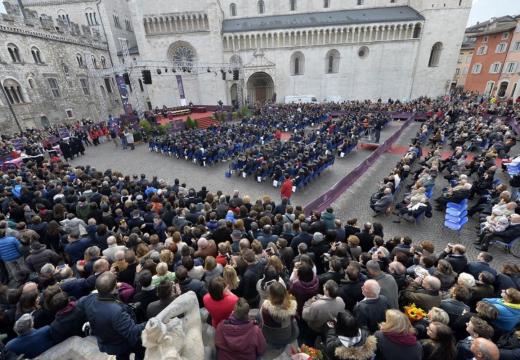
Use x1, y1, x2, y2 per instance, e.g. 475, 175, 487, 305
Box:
444, 217, 468, 231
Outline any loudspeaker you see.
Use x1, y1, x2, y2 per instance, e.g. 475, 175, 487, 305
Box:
142, 70, 152, 84
123, 73, 131, 85
233, 70, 239, 81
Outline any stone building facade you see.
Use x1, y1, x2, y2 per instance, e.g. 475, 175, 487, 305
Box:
452, 39, 474, 90
128, 0, 472, 108
0, 1, 122, 133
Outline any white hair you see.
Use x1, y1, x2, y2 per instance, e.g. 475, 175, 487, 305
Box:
458, 272, 476, 288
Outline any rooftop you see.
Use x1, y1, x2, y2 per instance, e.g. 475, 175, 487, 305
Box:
222, 6, 424, 33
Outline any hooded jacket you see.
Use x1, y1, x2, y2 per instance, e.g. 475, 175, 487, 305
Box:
260, 299, 298, 346
289, 275, 320, 316
325, 329, 377, 360
483, 297, 520, 331
215, 316, 267, 360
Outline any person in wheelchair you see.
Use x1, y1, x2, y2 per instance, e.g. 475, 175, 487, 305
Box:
475, 214, 520, 251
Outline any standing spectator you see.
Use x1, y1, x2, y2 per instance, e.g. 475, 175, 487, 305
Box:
470, 338, 499, 360
374, 309, 422, 360
215, 298, 266, 360
0, 228, 25, 286
401, 275, 442, 312
421, 322, 457, 360
77, 272, 145, 360
203, 277, 239, 328
146, 280, 178, 319
483, 288, 520, 332
303, 279, 345, 335
5, 314, 54, 358
280, 177, 293, 203
289, 263, 319, 317
25, 241, 61, 274
455, 316, 494, 360
366, 260, 399, 309
354, 280, 391, 333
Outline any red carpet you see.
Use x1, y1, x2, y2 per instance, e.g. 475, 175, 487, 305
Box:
157, 111, 218, 129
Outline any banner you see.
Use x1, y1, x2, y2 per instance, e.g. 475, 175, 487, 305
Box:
176, 75, 186, 100
115, 75, 133, 115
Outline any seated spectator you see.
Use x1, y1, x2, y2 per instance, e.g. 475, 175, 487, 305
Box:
324, 311, 377, 360
215, 298, 266, 360
483, 288, 520, 332
456, 316, 494, 360
146, 280, 177, 319
203, 277, 239, 328
354, 280, 391, 333
374, 309, 422, 360
401, 275, 442, 312
370, 188, 394, 216
421, 321, 457, 360
476, 213, 520, 251
302, 280, 345, 334
6, 313, 54, 358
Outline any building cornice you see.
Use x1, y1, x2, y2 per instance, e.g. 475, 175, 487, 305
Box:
0, 24, 108, 51
22, 0, 97, 6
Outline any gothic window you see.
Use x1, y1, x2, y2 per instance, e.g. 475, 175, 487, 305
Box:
3, 79, 26, 104
412, 24, 421, 39
325, 49, 340, 73
171, 44, 196, 70
91, 55, 98, 69
230, 3, 237, 16
47, 78, 60, 97
428, 42, 443, 67
291, 51, 305, 75
76, 54, 85, 68
101, 56, 107, 69
7, 44, 21, 63
31, 47, 43, 64
80, 78, 90, 95
290, 0, 297, 11
104, 78, 113, 93
258, 0, 265, 14
324, 0, 330, 8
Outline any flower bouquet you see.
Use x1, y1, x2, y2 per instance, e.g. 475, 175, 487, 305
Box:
404, 303, 427, 322
291, 344, 324, 360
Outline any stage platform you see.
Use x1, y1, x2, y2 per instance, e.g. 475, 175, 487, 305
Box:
156, 111, 217, 129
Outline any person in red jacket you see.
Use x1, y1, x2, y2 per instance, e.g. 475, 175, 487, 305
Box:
203, 277, 238, 328
215, 298, 266, 360
280, 176, 293, 202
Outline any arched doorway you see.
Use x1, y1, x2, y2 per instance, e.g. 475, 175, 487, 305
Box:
247, 72, 274, 105
230, 83, 238, 108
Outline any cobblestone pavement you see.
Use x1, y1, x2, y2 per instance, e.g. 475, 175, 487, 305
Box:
331, 121, 515, 267
70, 121, 403, 207
70, 121, 516, 266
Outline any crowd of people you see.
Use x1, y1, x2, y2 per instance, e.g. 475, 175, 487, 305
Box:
0, 97, 518, 360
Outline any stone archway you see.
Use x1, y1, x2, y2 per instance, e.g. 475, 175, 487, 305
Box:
246, 72, 274, 105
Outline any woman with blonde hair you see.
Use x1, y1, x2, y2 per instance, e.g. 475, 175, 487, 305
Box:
374, 309, 422, 360
222, 265, 239, 292
152, 262, 176, 286
203, 256, 223, 286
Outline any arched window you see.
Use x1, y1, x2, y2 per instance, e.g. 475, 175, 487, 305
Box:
258, 0, 265, 14
230, 3, 237, 16
325, 49, 340, 73
76, 54, 84, 67
7, 44, 21, 63
412, 24, 422, 39
3, 79, 26, 104
91, 55, 97, 69
324, 0, 330, 8
291, 51, 305, 75
31, 47, 43, 64
100, 85, 107, 98
497, 81, 509, 97
290, 0, 297, 11
168, 41, 197, 71
428, 42, 443, 67
101, 56, 107, 69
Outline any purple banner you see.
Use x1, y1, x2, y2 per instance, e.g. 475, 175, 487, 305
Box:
116, 75, 132, 115
58, 128, 70, 139
176, 75, 186, 100
304, 113, 417, 215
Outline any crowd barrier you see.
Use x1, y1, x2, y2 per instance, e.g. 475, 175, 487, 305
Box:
304, 112, 419, 215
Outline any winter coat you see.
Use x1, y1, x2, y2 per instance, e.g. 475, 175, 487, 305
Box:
338, 275, 366, 312
289, 275, 320, 316
373, 273, 399, 309
325, 328, 377, 360
260, 299, 299, 346
215, 317, 267, 360
354, 296, 391, 333
483, 298, 520, 331
203, 291, 239, 328
236, 262, 263, 307
321, 212, 336, 231
439, 298, 470, 326
25, 247, 61, 273
76, 293, 145, 356
496, 330, 520, 360
49, 300, 85, 343
401, 283, 441, 312
179, 278, 207, 308
5, 325, 54, 358
0, 236, 22, 262
465, 261, 497, 279
374, 331, 423, 360
302, 295, 346, 333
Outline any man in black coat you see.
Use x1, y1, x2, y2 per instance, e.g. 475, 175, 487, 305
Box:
357, 223, 374, 253
290, 223, 313, 252
236, 249, 263, 308
353, 279, 391, 333
339, 263, 367, 312
133, 270, 159, 322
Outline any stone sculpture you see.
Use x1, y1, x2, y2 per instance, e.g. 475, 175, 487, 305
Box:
142, 291, 205, 360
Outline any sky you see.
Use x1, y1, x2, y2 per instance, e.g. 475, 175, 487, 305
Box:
468, 0, 520, 26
